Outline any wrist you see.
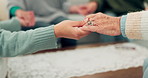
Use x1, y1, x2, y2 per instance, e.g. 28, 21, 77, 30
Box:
15, 10, 24, 16
54, 25, 61, 38
117, 17, 122, 35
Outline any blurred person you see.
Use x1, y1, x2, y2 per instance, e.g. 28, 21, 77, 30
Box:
7, 0, 87, 47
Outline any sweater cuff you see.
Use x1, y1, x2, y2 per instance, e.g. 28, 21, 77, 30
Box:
120, 15, 127, 37
30, 25, 58, 53
125, 12, 143, 39
10, 6, 22, 16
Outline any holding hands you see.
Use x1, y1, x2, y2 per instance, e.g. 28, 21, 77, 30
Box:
17, 12, 122, 40
54, 13, 122, 40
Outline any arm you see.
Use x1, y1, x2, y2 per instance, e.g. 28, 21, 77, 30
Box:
0, 17, 21, 31
0, 20, 90, 57
0, 26, 57, 57
7, 0, 26, 16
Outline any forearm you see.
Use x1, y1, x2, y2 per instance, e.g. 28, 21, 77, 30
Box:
0, 17, 21, 31
0, 26, 57, 57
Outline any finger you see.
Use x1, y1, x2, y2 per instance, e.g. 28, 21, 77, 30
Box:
29, 11, 35, 26
74, 27, 91, 39
70, 21, 86, 27
21, 19, 28, 26
86, 14, 97, 19
80, 26, 98, 32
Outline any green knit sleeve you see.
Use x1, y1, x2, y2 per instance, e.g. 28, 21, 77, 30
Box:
0, 26, 57, 57
10, 6, 22, 16
0, 17, 21, 31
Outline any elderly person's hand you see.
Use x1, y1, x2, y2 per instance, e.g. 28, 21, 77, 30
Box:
81, 13, 121, 36
54, 20, 90, 40
16, 10, 35, 27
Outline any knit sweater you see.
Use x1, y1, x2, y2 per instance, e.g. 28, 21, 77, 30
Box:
91, 0, 148, 15
0, 18, 57, 78
7, 0, 71, 23
124, 11, 148, 40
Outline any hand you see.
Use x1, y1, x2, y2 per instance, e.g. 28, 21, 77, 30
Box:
86, 1, 98, 14
70, 1, 98, 15
16, 10, 35, 27
54, 20, 90, 40
81, 13, 121, 36
70, 5, 89, 15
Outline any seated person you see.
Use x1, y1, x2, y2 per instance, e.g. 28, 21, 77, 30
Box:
7, 0, 85, 47
80, 11, 148, 78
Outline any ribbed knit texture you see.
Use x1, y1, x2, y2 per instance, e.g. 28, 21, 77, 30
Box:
141, 11, 148, 40
126, 11, 143, 39
0, 25, 57, 57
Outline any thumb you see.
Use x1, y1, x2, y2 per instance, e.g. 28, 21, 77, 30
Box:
72, 21, 86, 27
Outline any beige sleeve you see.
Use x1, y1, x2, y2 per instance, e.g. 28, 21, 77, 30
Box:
126, 11, 148, 40
0, 0, 9, 21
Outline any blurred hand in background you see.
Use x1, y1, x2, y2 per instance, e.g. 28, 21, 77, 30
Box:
70, 1, 98, 16
16, 10, 35, 27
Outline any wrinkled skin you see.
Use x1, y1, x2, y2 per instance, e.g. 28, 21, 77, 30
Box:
81, 13, 121, 36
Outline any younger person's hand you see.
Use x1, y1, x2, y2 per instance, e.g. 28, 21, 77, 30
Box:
54, 20, 90, 40
16, 10, 35, 27
81, 13, 121, 36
